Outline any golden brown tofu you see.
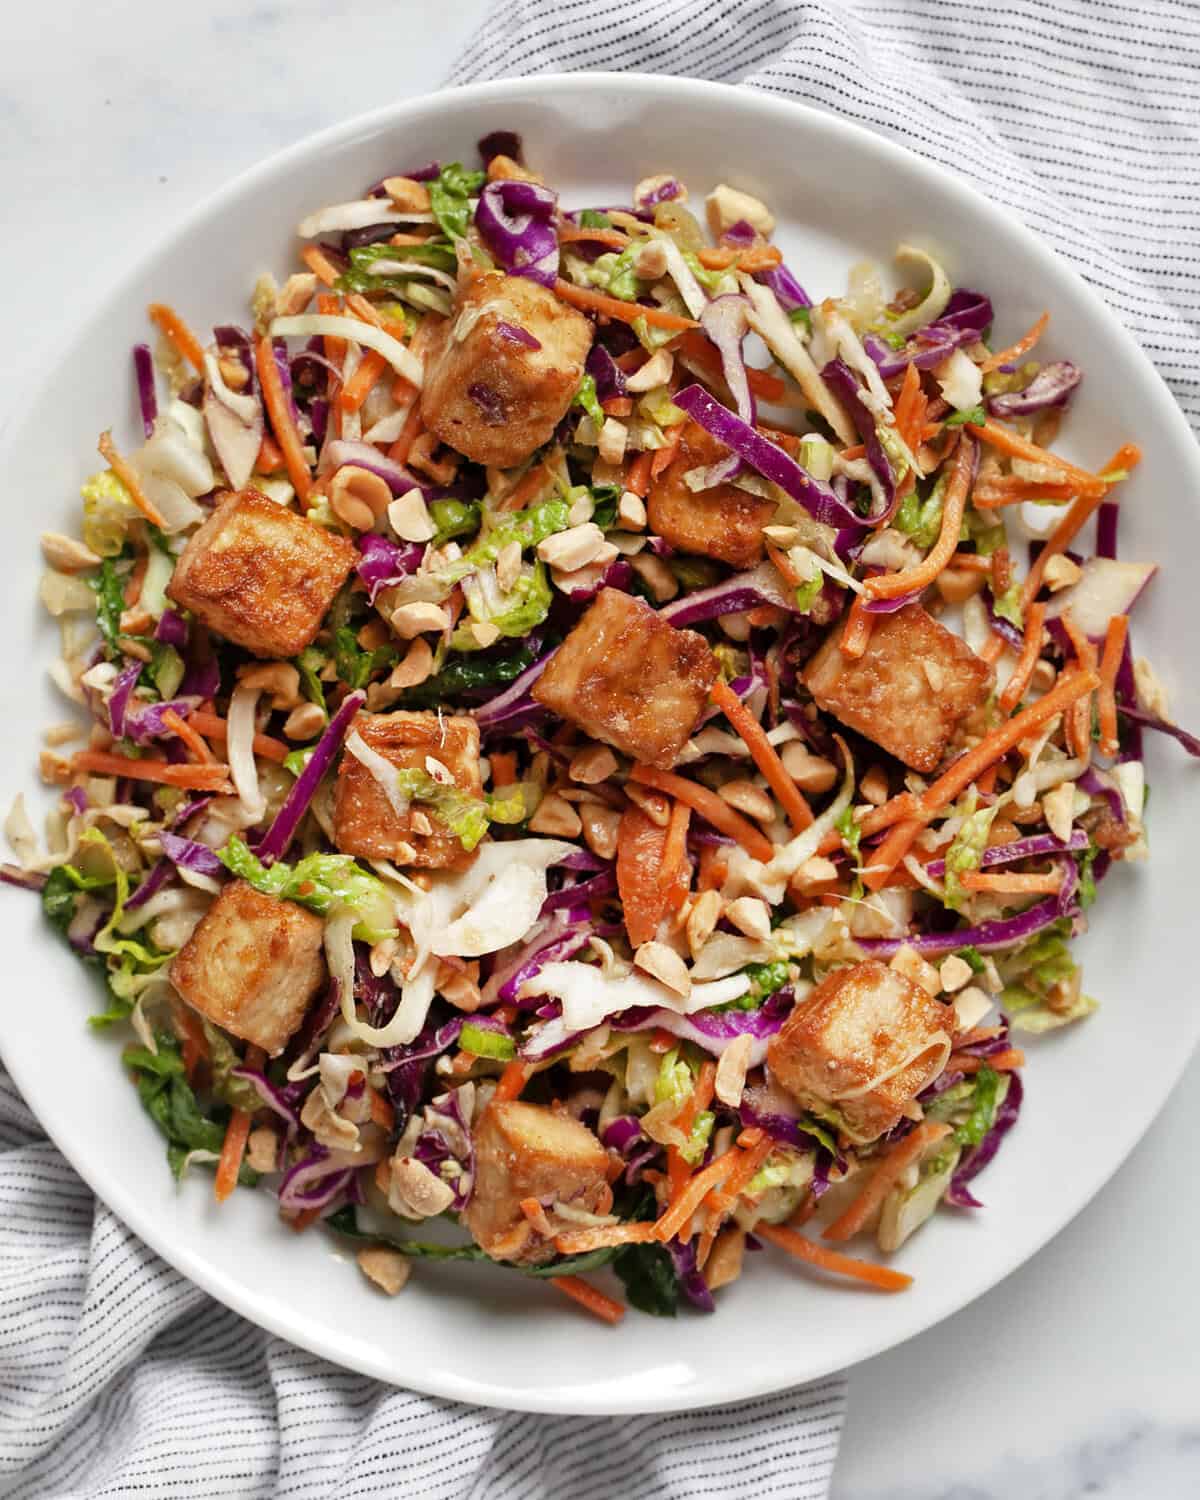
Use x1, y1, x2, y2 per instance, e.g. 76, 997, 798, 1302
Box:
419, 272, 592, 468
166, 488, 356, 660
646, 423, 773, 568
803, 603, 991, 773
532, 588, 717, 769
768, 960, 952, 1144
463, 1101, 610, 1265
332, 710, 482, 869
170, 880, 326, 1057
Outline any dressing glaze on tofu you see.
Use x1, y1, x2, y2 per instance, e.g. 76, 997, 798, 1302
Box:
332, 710, 482, 869
166, 488, 357, 659
532, 588, 718, 768
463, 1101, 610, 1265
767, 960, 952, 1145
646, 422, 774, 568
169, 880, 326, 1057
803, 603, 992, 774
420, 272, 593, 469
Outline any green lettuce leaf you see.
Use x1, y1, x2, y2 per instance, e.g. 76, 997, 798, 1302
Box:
218, 836, 396, 939
429, 162, 485, 240
943, 794, 998, 912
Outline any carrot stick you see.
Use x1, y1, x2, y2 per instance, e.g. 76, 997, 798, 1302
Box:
490, 751, 517, 787
160, 708, 217, 766
337, 348, 388, 413
70, 750, 234, 792
301, 244, 342, 287
97, 432, 167, 529
660, 799, 693, 911
256, 432, 286, 474
973, 476, 1078, 509
493, 1061, 529, 1103
255, 336, 313, 503
710, 677, 813, 833
696, 244, 782, 272
823, 1121, 951, 1242
554, 1223, 660, 1255
653, 1147, 739, 1242
1097, 614, 1129, 757
757, 1222, 913, 1291
959, 870, 1064, 895
630, 764, 774, 862
187, 709, 290, 765
998, 601, 1046, 713
367, 1086, 395, 1133
551, 1276, 626, 1324
557, 226, 631, 249
677, 331, 787, 401
554, 278, 697, 330
147, 302, 206, 374
892, 361, 927, 454
650, 423, 684, 478
214, 1044, 265, 1203
947, 1047, 1025, 1074
949, 552, 995, 573
967, 418, 1106, 497
980, 311, 1049, 374
707, 1133, 774, 1216
864, 435, 975, 599
840, 592, 876, 659
862, 669, 1100, 890
625, 450, 655, 497
122, 555, 148, 609
666, 1058, 717, 1199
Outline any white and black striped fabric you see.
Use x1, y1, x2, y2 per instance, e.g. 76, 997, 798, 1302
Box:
4, 2, 1198, 1494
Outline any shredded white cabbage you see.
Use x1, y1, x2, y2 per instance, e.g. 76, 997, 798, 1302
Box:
653, 233, 708, 318
737, 275, 857, 445
345, 729, 411, 821
326, 907, 438, 1048
935, 347, 984, 412
226, 683, 266, 824
270, 315, 424, 389
886, 244, 953, 340
297, 200, 436, 237
520, 962, 753, 1035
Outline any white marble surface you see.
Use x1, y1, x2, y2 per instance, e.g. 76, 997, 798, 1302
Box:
2, 4, 1198, 1496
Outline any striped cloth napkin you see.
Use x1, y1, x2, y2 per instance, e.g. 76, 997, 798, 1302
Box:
3, 1, 1198, 1495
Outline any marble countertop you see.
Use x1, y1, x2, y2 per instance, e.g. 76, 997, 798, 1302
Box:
3, 4, 1197, 1496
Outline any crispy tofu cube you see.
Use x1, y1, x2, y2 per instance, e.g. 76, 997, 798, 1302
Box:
169, 880, 326, 1057
803, 603, 991, 773
332, 710, 482, 868
463, 1101, 610, 1265
768, 960, 952, 1144
420, 272, 593, 468
532, 588, 717, 768
166, 488, 357, 659
647, 423, 773, 568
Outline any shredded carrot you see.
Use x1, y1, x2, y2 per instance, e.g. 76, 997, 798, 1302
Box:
1018, 447, 1140, 609
960, 869, 1064, 895
838, 444, 867, 462
954, 1025, 1005, 1049
122, 554, 148, 609
949, 551, 994, 574
147, 302, 206, 374
654, 1146, 740, 1243
301, 244, 342, 287
160, 708, 216, 766
650, 422, 684, 478
840, 593, 876, 659
892, 361, 927, 454
70, 750, 233, 792
554, 1222, 660, 1255
666, 1059, 717, 1199
601, 395, 634, 417
967, 419, 1106, 498
864, 435, 974, 599
493, 1061, 529, 1103
554, 277, 697, 330
256, 432, 286, 475
696, 244, 782, 273
707, 1134, 774, 1217
367, 1087, 395, 1133
387, 402, 425, 465
973, 476, 1078, 510
862, 669, 1100, 889
499, 459, 556, 514
520, 1197, 556, 1238
97, 432, 167, 529
823, 1122, 951, 1242
947, 1047, 1026, 1074
625, 450, 655, 497
980, 311, 1049, 374
288, 1206, 324, 1233
173, 1003, 210, 1083
757, 1222, 913, 1292
215, 1045, 265, 1203
1059, 613, 1098, 760
677, 331, 787, 401
710, 677, 813, 833
254, 336, 313, 503
558, 226, 630, 250
338, 348, 388, 413
186, 709, 289, 765
490, 751, 517, 787
998, 601, 1047, 713
551, 1276, 626, 1324
660, 798, 693, 911
1097, 613, 1129, 757
630, 764, 774, 862
697, 844, 729, 892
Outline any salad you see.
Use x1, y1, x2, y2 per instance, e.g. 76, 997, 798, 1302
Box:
10, 131, 1198, 1325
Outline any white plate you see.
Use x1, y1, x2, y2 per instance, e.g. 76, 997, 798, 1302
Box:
1, 73, 1197, 1415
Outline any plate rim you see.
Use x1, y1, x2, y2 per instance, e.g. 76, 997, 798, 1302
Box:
3, 68, 1199, 1414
